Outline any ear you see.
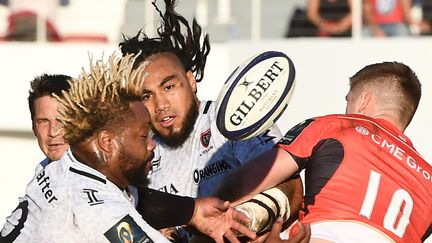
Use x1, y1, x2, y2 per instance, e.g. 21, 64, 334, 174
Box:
186, 70, 197, 93
357, 92, 371, 114
97, 130, 114, 153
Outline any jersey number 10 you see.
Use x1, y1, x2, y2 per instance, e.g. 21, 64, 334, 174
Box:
359, 170, 413, 238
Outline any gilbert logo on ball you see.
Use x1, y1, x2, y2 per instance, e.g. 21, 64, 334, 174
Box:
216, 51, 296, 140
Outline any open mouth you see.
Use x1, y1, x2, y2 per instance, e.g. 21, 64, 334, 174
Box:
159, 116, 175, 128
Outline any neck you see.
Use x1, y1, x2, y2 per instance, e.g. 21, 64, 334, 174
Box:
99, 167, 129, 189
372, 113, 406, 132
70, 146, 129, 189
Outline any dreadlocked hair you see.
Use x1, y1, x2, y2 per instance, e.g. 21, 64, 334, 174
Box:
119, 0, 210, 82
54, 52, 147, 145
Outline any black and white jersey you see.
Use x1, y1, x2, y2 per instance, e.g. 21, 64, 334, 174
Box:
1, 149, 169, 243
148, 101, 282, 197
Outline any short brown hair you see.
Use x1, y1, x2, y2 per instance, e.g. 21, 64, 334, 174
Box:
28, 74, 71, 122
349, 62, 421, 127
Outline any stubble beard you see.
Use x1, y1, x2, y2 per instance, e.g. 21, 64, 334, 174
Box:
119, 148, 152, 187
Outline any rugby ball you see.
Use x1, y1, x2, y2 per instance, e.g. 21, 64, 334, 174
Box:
216, 51, 296, 140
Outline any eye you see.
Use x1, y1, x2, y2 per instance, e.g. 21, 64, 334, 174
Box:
142, 93, 151, 100
164, 84, 175, 91
36, 119, 49, 125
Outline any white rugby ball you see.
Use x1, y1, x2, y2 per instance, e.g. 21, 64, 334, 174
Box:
216, 51, 296, 140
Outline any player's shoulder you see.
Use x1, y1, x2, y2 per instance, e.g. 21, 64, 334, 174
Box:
199, 100, 217, 117
296, 114, 366, 128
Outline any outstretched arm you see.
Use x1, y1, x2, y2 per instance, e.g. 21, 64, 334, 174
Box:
214, 147, 299, 204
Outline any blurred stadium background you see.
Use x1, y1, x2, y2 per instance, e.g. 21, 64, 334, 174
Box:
0, 1, 430, 240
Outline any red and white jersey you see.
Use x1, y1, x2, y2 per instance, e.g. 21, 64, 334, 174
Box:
148, 101, 282, 197
277, 114, 432, 243
1, 149, 169, 243
366, 0, 405, 24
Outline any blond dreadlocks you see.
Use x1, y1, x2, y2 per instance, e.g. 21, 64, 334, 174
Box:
55, 52, 147, 145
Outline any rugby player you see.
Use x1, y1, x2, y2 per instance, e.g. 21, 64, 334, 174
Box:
215, 62, 432, 242
119, 0, 303, 241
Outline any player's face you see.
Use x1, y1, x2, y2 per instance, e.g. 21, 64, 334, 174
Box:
115, 102, 156, 186
140, 52, 199, 148
32, 95, 68, 161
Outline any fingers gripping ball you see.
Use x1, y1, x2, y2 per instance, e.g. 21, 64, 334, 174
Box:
235, 186, 290, 234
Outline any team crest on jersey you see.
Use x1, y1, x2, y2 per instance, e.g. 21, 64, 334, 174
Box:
279, 119, 315, 145
200, 129, 211, 148
104, 214, 154, 243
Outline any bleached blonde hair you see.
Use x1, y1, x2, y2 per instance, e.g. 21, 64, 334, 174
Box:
54, 52, 146, 145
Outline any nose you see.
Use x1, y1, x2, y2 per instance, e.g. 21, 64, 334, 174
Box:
49, 120, 64, 138
154, 93, 170, 112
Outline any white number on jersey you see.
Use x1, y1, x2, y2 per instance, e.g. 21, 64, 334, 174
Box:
359, 170, 413, 238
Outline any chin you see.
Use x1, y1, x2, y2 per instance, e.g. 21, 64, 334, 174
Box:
47, 154, 62, 161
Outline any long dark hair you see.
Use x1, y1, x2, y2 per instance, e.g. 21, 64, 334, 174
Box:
119, 0, 210, 82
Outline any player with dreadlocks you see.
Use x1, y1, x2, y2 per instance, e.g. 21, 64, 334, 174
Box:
1, 53, 172, 242
1, 52, 256, 243
119, 0, 304, 241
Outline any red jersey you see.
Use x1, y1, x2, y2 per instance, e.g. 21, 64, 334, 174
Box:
367, 0, 405, 24
277, 114, 432, 242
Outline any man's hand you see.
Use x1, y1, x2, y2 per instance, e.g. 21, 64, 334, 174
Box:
189, 197, 257, 243
159, 227, 179, 241
264, 218, 311, 243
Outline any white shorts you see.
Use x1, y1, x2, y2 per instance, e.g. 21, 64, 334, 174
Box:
310, 221, 395, 243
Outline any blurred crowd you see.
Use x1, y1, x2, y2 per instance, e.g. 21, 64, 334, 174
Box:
287, 0, 432, 37
0, 0, 431, 42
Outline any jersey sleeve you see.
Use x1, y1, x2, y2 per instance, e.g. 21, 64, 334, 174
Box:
136, 187, 195, 229
276, 118, 329, 170
232, 123, 283, 164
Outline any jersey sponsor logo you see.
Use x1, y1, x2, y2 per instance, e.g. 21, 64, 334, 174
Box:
83, 188, 104, 206
157, 183, 179, 194
200, 129, 211, 148
1, 200, 28, 242
279, 119, 315, 145
193, 160, 232, 184
104, 214, 154, 243
366, 131, 432, 184
355, 126, 369, 136
36, 169, 58, 204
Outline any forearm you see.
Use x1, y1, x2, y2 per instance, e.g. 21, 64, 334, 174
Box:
136, 187, 195, 229
306, 0, 324, 28
362, 2, 377, 26
214, 148, 298, 205
401, 0, 414, 24
234, 177, 303, 234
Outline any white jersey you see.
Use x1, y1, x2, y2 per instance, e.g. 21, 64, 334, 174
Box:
1, 149, 169, 243
148, 101, 282, 198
